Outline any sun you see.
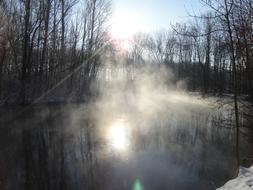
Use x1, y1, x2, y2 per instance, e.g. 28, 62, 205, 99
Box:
110, 10, 142, 40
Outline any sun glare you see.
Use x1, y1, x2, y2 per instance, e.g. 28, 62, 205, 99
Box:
108, 119, 130, 151
110, 11, 142, 40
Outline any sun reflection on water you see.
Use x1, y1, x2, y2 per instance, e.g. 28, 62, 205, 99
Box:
107, 119, 130, 152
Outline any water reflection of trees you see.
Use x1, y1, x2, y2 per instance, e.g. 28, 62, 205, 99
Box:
0, 104, 252, 189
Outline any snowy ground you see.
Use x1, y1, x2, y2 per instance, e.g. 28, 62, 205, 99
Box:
217, 166, 253, 190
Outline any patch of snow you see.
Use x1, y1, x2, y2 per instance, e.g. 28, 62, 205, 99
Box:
217, 166, 253, 190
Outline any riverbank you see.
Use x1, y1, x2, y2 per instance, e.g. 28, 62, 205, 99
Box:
217, 166, 253, 190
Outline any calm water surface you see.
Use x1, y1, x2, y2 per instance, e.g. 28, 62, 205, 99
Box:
0, 98, 252, 190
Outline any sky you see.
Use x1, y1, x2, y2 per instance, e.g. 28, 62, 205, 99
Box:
110, 0, 210, 35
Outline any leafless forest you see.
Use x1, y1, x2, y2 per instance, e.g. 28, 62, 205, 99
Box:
0, 0, 252, 103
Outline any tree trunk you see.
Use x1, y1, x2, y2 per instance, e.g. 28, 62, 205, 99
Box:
224, 0, 240, 169
20, 0, 31, 104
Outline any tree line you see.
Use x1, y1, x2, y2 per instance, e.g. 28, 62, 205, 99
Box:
125, 0, 253, 102
0, 0, 111, 104
0, 0, 253, 107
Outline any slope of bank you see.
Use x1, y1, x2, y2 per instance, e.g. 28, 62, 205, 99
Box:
217, 166, 253, 190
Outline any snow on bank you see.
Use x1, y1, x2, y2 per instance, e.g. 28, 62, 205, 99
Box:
217, 166, 253, 190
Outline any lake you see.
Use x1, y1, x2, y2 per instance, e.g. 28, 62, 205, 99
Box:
0, 94, 252, 190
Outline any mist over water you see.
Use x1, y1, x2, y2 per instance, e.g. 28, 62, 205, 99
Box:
1, 0, 253, 189
0, 64, 252, 190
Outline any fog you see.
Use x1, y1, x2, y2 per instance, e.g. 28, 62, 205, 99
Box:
0, 59, 252, 190
48, 63, 239, 190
